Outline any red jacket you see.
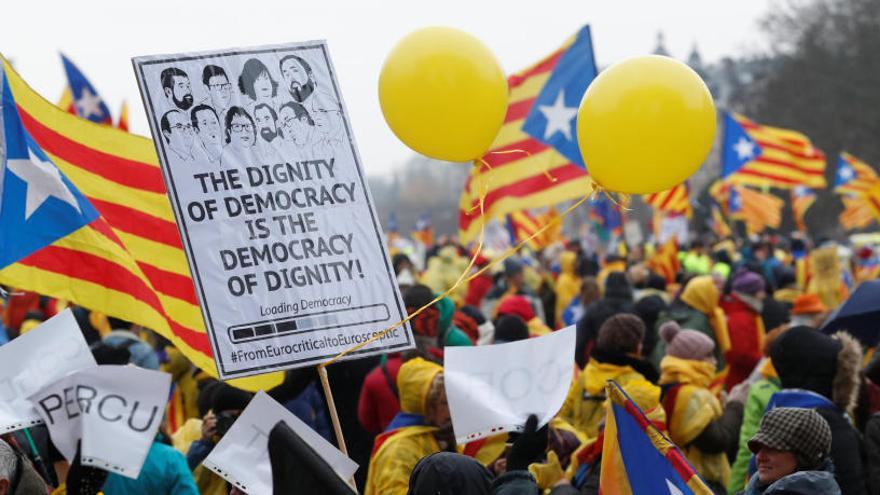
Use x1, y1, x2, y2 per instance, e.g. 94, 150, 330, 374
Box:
357, 355, 403, 435
464, 273, 493, 307
720, 294, 762, 389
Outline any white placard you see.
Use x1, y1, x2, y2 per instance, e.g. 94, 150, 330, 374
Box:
624, 220, 644, 247
132, 42, 412, 379
203, 390, 357, 495
27, 365, 171, 479
658, 214, 690, 245
0, 309, 97, 433
445, 325, 576, 443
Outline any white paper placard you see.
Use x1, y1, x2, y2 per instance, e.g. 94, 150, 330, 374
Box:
0, 309, 97, 433
27, 365, 171, 479
658, 214, 690, 245
445, 325, 576, 443
203, 390, 357, 495
131, 42, 412, 379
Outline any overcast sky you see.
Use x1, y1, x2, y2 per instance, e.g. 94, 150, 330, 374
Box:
1, 0, 770, 176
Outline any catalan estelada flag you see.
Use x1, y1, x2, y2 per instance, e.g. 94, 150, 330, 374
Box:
646, 238, 680, 285
116, 101, 129, 132
589, 194, 623, 238
729, 186, 784, 236
710, 205, 732, 239
601, 381, 712, 495
866, 182, 880, 222
57, 53, 113, 125
645, 182, 692, 218
721, 113, 826, 189
506, 210, 542, 250
840, 196, 877, 231
0, 59, 279, 391
458, 26, 595, 242
835, 152, 878, 197
791, 186, 816, 232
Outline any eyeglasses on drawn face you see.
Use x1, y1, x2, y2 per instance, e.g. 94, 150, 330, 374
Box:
209, 83, 232, 91
171, 123, 194, 133
230, 123, 254, 133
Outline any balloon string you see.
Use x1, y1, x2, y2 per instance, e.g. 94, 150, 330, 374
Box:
485, 148, 557, 183
591, 179, 631, 211
319, 182, 595, 368
320, 173, 489, 368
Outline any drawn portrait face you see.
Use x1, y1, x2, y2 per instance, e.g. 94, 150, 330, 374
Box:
228, 112, 255, 148
254, 105, 278, 143
206, 74, 232, 110
162, 110, 195, 153
280, 56, 315, 103
193, 107, 222, 147
254, 72, 275, 100
311, 107, 341, 138
168, 75, 193, 110
278, 104, 311, 147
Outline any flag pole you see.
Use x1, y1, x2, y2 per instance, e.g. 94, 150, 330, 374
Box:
317, 363, 348, 456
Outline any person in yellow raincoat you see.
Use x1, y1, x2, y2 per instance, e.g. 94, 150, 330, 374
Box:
559, 314, 659, 440
421, 245, 470, 306
364, 358, 449, 495
554, 251, 581, 327
657, 321, 748, 493
807, 245, 849, 309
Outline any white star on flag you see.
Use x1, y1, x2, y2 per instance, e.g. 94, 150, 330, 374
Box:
839, 166, 855, 181
538, 90, 578, 141
666, 480, 684, 495
75, 87, 103, 119
733, 137, 755, 161
7, 149, 82, 220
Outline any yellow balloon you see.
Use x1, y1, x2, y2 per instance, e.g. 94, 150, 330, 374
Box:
379, 27, 508, 162
576, 55, 716, 194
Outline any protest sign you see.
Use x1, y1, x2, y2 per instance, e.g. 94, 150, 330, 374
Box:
203, 390, 358, 495
659, 214, 690, 245
0, 309, 96, 434
28, 365, 171, 479
132, 42, 412, 379
623, 220, 644, 247
444, 325, 576, 443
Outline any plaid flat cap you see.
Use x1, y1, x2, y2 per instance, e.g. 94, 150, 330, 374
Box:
748, 407, 832, 465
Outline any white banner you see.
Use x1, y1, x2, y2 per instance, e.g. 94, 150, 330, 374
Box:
203, 390, 357, 495
28, 365, 171, 479
444, 325, 576, 443
0, 309, 96, 433
659, 215, 689, 245
132, 42, 412, 379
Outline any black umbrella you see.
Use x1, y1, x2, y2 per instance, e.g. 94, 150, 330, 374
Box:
821, 280, 880, 347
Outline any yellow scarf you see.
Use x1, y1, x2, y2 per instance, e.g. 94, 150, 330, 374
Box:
680, 276, 731, 354
659, 356, 715, 389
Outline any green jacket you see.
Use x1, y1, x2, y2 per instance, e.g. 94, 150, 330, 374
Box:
728, 377, 781, 494
651, 305, 724, 371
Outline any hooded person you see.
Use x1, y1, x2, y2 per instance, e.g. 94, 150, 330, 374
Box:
652, 275, 730, 388
459, 306, 495, 346
407, 452, 493, 495
421, 246, 470, 305
0, 438, 48, 495
560, 314, 658, 439
483, 257, 546, 325
806, 245, 849, 310
721, 270, 768, 389
766, 327, 867, 495
771, 266, 800, 308
741, 408, 840, 495
555, 251, 582, 328
496, 295, 551, 338
574, 272, 634, 368
365, 358, 449, 495
658, 321, 748, 493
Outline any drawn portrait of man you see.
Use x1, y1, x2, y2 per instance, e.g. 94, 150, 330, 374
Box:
191, 104, 222, 164
160, 67, 194, 111
253, 103, 283, 164
221, 106, 257, 167
201, 65, 232, 119
277, 101, 316, 161
279, 55, 316, 105
160, 109, 196, 162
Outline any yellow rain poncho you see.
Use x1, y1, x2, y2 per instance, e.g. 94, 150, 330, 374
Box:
555, 251, 581, 327
660, 356, 729, 487
364, 358, 443, 495
559, 359, 647, 439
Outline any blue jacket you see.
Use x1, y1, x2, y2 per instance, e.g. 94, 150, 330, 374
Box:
103, 441, 199, 495
742, 461, 840, 494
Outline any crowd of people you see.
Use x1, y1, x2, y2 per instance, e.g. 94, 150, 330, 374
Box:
1, 231, 880, 494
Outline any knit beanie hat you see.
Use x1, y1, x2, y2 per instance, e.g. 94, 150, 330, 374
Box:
596, 314, 645, 354
732, 270, 766, 296
659, 320, 715, 361
496, 295, 535, 322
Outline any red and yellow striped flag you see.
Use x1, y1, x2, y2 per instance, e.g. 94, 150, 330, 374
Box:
646, 238, 680, 284
710, 205, 732, 239
723, 113, 826, 189
458, 33, 591, 242
644, 182, 691, 218
791, 186, 816, 233
730, 186, 785, 235
866, 182, 880, 222
835, 152, 878, 197
0, 59, 279, 391
839, 196, 877, 231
